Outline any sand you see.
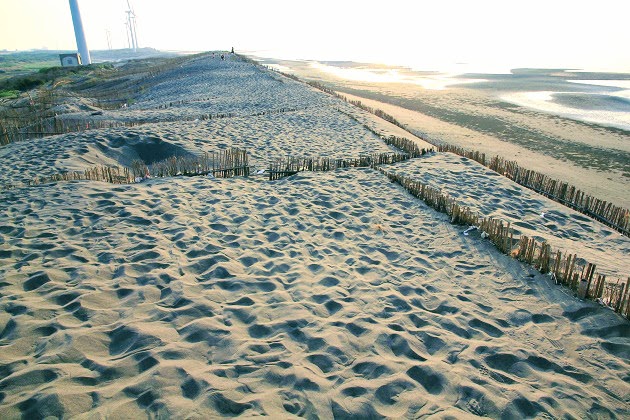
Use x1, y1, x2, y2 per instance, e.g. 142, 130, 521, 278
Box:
0, 54, 628, 418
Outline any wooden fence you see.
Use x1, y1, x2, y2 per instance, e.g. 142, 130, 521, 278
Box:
377, 166, 630, 319
266, 152, 410, 180
4, 148, 250, 190
437, 144, 630, 237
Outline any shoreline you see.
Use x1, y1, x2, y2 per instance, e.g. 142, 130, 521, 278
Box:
335, 90, 630, 208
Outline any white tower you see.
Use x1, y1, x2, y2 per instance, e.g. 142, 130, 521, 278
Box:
126, 0, 139, 52
68, 0, 91, 65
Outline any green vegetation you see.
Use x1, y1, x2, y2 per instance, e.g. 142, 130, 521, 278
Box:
0, 62, 115, 94
0, 51, 60, 69
0, 51, 61, 84
0, 89, 19, 99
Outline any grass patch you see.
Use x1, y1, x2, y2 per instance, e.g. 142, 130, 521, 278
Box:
0, 89, 19, 99
0, 62, 116, 94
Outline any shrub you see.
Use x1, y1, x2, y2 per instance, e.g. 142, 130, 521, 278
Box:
15, 77, 44, 91
0, 89, 19, 99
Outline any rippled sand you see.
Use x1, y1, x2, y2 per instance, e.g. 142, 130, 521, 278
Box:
0, 54, 628, 418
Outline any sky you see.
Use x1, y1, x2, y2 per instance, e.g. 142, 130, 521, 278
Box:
1, 0, 629, 72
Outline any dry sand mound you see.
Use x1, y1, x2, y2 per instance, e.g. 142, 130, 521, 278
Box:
0, 54, 628, 418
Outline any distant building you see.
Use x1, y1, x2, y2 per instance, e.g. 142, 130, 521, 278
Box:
59, 53, 82, 67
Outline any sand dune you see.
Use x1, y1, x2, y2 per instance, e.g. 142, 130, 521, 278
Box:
0, 54, 628, 418
0, 55, 397, 187
0, 106, 394, 187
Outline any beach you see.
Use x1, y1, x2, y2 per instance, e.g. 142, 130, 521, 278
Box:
262, 60, 630, 209
0, 53, 628, 418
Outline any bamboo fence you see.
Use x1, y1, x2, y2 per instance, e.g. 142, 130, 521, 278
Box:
377, 166, 630, 319
11, 148, 250, 189
0, 107, 312, 146
437, 144, 630, 237
146, 148, 249, 178
382, 135, 431, 158
266, 152, 410, 180
27, 165, 133, 186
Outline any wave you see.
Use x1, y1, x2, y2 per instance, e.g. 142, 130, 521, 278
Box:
500, 91, 630, 131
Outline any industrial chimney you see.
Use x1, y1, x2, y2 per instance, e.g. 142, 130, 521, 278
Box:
68, 0, 91, 65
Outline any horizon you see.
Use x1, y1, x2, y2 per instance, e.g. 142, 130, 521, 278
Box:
1, 0, 630, 73
4, 48, 630, 77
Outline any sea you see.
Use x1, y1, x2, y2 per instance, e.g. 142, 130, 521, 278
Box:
248, 51, 630, 132
499, 79, 630, 131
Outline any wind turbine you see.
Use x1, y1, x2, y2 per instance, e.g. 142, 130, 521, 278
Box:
68, 0, 91, 64
124, 20, 131, 49
105, 29, 112, 50
126, 0, 139, 52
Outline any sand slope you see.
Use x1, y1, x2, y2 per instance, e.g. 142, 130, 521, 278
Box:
0, 54, 628, 418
